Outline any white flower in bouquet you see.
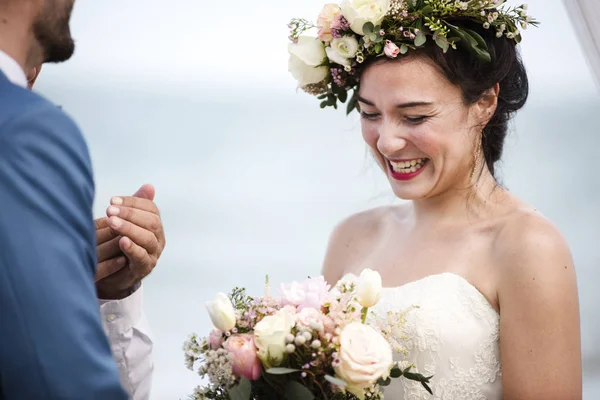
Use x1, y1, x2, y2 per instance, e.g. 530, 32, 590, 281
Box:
205, 292, 236, 332
355, 268, 382, 308
341, 0, 391, 35
326, 36, 360, 68
288, 36, 329, 87
253, 308, 295, 368
334, 321, 394, 399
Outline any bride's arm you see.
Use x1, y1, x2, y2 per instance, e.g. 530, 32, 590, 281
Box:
497, 215, 582, 400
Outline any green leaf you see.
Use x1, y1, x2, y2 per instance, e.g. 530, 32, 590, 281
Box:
421, 5, 433, 15
227, 378, 252, 400
389, 365, 403, 378
374, 42, 383, 53
320, 100, 328, 109
400, 44, 409, 54
414, 31, 427, 47
266, 367, 301, 375
378, 377, 392, 386
337, 89, 348, 104
433, 33, 449, 53
317, 94, 327, 100
464, 29, 488, 51
514, 33, 522, 44
346, 91, 359, 115
362, 22, 374, 35
422, 381, 433, 395
284, 380, 315, 400
324, 375, 348, 388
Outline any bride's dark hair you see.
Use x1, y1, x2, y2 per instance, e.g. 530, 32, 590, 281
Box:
362, 21, 529, 181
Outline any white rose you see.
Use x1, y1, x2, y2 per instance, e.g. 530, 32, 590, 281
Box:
288, 36, 329, 87
253, 309, 295, 368
355, 269, 382, 308
334, 322, 393, 398
205, 292, 236, 332
341, 0, 390, 35
325, 36, 359, 67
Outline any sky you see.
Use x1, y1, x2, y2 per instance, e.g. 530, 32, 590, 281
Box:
39, 0, 598, 97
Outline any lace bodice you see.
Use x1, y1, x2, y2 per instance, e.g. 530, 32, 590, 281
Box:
369, 273, 502, 400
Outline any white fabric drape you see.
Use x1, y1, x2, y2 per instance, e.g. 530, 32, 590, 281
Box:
564, 0, 600, 86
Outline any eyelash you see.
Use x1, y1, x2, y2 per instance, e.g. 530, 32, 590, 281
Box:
360, 112, 428, 125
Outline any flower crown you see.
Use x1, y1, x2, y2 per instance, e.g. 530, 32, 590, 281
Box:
287, 0, 538, 114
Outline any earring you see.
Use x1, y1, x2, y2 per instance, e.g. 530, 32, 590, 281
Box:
470, 131, 483, 186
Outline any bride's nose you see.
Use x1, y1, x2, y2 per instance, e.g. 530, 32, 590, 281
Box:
376, 120, 408, 157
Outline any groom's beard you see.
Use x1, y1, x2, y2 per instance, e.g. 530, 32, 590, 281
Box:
33, 0, 76, 63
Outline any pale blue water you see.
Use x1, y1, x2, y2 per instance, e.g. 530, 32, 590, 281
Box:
39, 81, 600, 399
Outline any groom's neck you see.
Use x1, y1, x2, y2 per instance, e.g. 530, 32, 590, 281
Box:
0, 1, 42, 71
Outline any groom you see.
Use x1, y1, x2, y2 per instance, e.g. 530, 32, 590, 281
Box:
0, 0, 156, 398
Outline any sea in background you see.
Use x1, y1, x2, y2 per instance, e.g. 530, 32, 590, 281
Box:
38, 79, 600, 399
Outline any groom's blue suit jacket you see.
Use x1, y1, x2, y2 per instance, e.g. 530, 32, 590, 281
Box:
0, 72, 127, 399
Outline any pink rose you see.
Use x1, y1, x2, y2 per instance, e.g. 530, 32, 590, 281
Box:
384, 40, 400, 58
317, 3, 342, 43
208, 329, 224, 350
223, 334, 262, 381
280, 276, 331, 311
295, 307, 325, 331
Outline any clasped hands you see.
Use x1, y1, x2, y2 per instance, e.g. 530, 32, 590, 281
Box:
95, 184, 166, 300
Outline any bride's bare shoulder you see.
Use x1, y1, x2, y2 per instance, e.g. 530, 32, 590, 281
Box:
321, 204, 408, 284
494, 204, 577, 298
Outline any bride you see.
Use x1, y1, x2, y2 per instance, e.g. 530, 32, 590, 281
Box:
286, 2, 583, 399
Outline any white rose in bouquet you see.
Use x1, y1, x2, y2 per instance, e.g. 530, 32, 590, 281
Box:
253, 309, 295, 368
341, 0, 391, 35
334, 322, 394, 399
288, 36, 329, 87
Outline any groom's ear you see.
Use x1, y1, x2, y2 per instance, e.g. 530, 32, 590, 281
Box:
27, 65, 42, 89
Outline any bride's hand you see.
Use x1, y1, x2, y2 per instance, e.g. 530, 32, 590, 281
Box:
95, 184, 166, 299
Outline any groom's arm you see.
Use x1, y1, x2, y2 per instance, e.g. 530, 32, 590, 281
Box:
94, 192, 166, 399
0, 102, 128, 399
100, 285, 154, 399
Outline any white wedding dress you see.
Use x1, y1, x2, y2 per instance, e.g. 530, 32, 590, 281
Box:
370, 273, 502, 399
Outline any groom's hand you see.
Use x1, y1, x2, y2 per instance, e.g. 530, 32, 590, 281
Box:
95, 184, 166, 299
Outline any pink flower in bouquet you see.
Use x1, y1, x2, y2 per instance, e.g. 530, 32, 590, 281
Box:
295, 307, 325, 332
222, 334, 262, 381
280, 276, 331, 311
317, 3, 342, 42
208, 329, 224, 350
384, 40, 400, 58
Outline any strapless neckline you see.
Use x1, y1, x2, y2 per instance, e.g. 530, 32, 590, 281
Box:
371, 272, 503, 399
381, 272, 499, 316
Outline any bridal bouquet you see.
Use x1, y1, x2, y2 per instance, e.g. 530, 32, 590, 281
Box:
184, 270, 431, 399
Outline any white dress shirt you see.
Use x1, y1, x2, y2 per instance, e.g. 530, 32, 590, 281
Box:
0, 50, 154, 399
100, 285, 154, 400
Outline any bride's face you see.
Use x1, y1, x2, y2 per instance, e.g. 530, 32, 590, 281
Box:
357, 56, 492, 200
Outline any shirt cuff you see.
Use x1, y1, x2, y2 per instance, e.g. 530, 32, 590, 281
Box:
99, 284, 144, 336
